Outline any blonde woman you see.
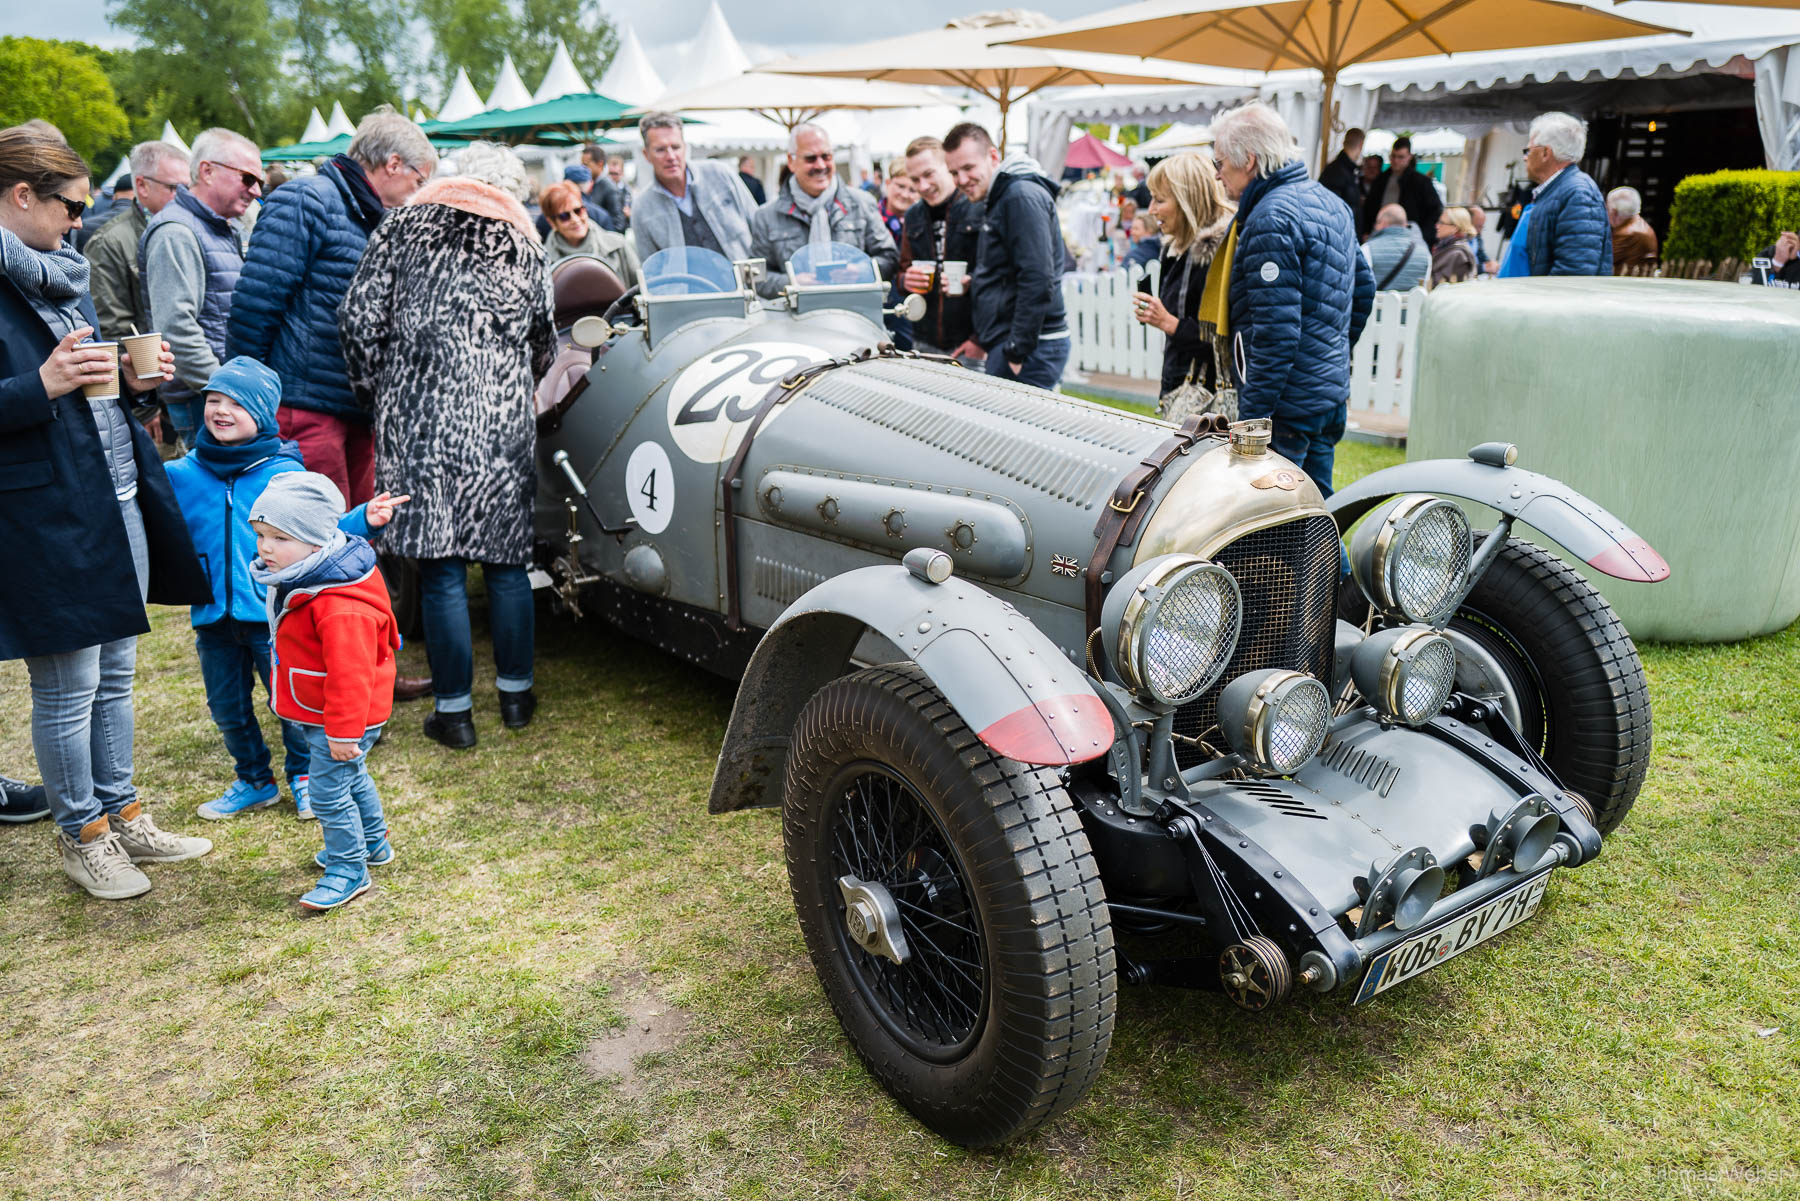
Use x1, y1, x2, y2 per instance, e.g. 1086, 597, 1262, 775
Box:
1129, 150, 1236, 407
1430, 206, 1479, 287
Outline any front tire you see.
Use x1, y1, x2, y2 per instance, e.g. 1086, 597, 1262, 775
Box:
1449, 536, 1652, 834
783, 664, 1116, 1147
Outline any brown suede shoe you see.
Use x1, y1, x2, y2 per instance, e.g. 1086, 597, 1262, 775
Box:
393, 675, 434, 703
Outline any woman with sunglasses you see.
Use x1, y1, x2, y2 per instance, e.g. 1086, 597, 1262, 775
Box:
0, 125, 215, 900
537, 179, 640, 288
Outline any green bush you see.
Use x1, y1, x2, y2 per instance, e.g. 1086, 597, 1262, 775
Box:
1663, 169, 1800, 263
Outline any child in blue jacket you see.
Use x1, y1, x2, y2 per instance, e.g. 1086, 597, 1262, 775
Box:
165, 357, 407, 821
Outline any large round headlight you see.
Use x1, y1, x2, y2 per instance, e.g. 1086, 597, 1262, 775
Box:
1351, 626, 1459, 725
1102, 555, 1242, 706
1349, 495, 1472, 624
1218, 669, 1332, 775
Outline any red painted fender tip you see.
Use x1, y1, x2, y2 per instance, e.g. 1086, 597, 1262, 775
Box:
977, 693, 1113, 766
1587, 537, 1670, 583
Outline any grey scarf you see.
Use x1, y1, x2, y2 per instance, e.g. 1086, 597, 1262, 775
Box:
0, 222, 89, 337
786, 174, 840, 246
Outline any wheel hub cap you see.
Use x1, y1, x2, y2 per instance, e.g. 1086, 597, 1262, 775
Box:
838, 874, 911, 965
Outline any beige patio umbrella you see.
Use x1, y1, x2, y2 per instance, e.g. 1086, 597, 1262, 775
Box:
1006, 0, 1686, 167
638, 73, 955, 131
753, 12, 1260, 144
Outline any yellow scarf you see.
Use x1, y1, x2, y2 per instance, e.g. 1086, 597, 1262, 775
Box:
1196, 219, 1238, 337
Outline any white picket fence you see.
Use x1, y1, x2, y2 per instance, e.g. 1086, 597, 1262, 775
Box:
1348, 287, 1426, 423
1062, 262, 1166, 381
1063, 267, 1426, 430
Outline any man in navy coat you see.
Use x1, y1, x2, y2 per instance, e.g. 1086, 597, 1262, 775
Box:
1519, 112, 1612, 277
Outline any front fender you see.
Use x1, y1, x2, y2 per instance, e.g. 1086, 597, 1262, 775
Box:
707, 565, 1111, 814
1329, 456, 1670, 583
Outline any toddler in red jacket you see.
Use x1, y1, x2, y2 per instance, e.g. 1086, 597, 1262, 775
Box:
248, 471, 401, 911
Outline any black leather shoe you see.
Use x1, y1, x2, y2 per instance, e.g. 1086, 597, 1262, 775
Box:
422, 710, 477, 750
498, 689, 537, 730
0, 774, 51, 823
393, 674, 434, 703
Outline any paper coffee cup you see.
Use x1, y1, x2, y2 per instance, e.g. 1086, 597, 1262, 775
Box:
80, 341, 120, 401
120, 332, 164, 380
909, 259, 937, 293
942, 260, 969, 296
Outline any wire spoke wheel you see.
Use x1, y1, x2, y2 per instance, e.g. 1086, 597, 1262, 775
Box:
783, 664, 1115, 1147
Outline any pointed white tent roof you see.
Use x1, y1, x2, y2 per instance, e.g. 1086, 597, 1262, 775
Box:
598, 25, 665, 106
326, 101, 355, 137
438, 68, 485, 122
160, 121, 191, 157
533, 39, 590, 102
686, 0, 753, 87
486, 54, 533, 111
300, 107, 330, 143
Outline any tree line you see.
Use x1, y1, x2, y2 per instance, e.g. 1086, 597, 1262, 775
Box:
0, 0, 618, 170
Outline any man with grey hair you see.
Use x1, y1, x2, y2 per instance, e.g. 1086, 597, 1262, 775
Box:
1209, 101, 1372, 500
1607, 185, 1658, 274
1362, 203, 1429, 292
85, 140, 189, 341
1503, 111, 1610, 277
229, 107, 437, 514
141, 126, 264, 446
747, 122, 897, 299
632, 111, 757, 262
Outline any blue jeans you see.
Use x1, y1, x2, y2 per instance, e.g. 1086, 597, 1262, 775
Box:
1270, 402, 1348, 499
25, 635, 139, 838
307, 727, 386, 872
418, 558, 534, 713
165, 397, 202, 446
195, 618, 310, 788
986, 334, 1070, 391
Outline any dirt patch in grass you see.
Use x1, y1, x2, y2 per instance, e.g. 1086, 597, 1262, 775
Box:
579, 982, 692, 1095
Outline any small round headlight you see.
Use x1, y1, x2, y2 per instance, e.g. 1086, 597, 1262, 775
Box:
1218, 669, 1332, 775
1351, 626, 1459, 725
1349, 495, 1473, 624
1102, 555, 1242, 706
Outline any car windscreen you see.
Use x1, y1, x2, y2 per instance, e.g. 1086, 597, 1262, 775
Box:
787, 241, 877, 287
643, 246, 738, 296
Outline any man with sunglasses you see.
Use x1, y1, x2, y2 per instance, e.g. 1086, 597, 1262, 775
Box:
140, 127, 263, 448
84, 140, 189, 343
746, 122, 897, 300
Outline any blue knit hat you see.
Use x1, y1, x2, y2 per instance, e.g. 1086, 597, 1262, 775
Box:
203, 356, 282, 436
563, 164, 592, 184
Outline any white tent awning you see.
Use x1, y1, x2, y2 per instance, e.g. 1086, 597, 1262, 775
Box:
326, 101, 354, 137
438, 68, 485, 122
486, 54, 533, 111
598, 26, 666, 108
533, 39, 591, 103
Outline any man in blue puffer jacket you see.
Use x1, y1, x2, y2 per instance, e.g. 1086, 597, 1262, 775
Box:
227, 109, 437, 507
1212, 102, 1374, 499
1518, 111, 1612, 278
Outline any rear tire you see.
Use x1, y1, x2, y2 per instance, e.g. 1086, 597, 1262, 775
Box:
1449, 536, 1651, 834
783, 664, 1115, 1147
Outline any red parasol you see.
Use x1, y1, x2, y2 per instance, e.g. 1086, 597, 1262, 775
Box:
1064, 132, 1134, 171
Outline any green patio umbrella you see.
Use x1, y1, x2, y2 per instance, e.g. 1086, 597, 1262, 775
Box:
421, 92, 637, 145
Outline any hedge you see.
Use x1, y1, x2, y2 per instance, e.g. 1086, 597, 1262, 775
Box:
1663, 169, 1800, 263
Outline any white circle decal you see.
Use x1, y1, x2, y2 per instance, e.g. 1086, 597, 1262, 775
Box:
665, 341, 828, 463
625, 441, 674, 534
1260, 261, 1280, 282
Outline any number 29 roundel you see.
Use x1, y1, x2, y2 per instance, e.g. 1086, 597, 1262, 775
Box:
665, 342, 827, 463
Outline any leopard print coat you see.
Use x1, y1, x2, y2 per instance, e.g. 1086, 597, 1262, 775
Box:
340, 178, 554, 566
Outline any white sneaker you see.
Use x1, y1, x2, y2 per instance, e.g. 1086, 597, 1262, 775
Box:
59, 821, 152, 900
110, 803, 213, 864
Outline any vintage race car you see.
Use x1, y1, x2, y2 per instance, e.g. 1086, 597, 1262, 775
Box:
525, 242, 1666, 1147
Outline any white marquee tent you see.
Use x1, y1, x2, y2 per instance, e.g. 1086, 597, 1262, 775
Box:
438, 68, 485, 122
597, 25, 666, 107
485, 54, 533, 112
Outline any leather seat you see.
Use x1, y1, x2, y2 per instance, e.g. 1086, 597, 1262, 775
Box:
550, 255, 626, 329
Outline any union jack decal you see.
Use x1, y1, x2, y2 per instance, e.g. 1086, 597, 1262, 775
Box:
1050, 554, 1081, 578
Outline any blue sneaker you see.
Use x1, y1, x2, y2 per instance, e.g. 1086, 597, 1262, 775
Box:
292, 776, 314, 822
196, 778, 280, 821
298, 866, 372, 911
315, 835, 394, 869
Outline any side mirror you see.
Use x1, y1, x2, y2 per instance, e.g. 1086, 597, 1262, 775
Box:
894, 293, 927, 323
571, 315, 612, 349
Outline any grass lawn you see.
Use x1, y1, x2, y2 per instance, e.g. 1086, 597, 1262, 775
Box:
3, 441, 1796, 1200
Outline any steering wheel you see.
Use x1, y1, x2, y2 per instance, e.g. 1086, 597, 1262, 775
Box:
602, 284, 641, 326
647, 274, 726, 295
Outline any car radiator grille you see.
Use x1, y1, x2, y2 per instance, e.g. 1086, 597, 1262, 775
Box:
1173, 514, 1341, 767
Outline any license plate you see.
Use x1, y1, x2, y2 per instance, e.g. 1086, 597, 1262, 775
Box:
1353, 871, 1552, 1003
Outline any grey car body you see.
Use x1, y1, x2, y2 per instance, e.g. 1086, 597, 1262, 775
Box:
529, 243, 1663, 1147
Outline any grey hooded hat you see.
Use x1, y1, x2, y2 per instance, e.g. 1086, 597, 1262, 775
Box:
248, 471, 346, 547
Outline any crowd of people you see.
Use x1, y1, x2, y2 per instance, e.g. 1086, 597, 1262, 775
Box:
1, 97, 1788, 911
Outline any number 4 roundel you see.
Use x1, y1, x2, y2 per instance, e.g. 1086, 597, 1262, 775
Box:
625, 441, 674, 534
664, 341, 827, 463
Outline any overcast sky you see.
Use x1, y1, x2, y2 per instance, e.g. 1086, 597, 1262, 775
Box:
5, 1, 1104, 67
